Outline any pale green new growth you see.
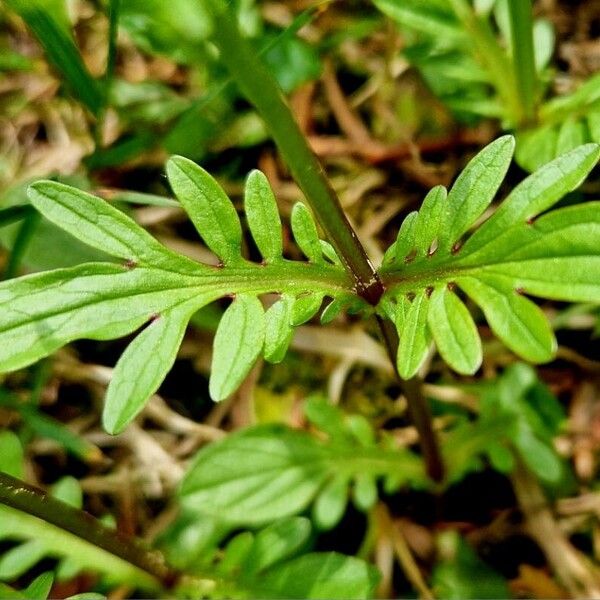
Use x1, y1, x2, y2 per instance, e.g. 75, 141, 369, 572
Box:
0, 137, 598, 432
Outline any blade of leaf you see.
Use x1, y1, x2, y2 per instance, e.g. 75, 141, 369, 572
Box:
264, 296, 294, 364
428, 286, 482, 374
397, 291, 431, 379
209, 294, 265, 401
290, 293, 323, 326
28, 181, 197, 272
438, 135, 515, 252
459, 276, 556, 362
291, 203, 324, 264
103, 301, 200, 434
462, 143, 600, 255
243, 517, 312, 574
167, 156, 243, 264
0, 264, 213, 373
312, 474, 349, 530
245, 170, 282, 263
393, 211, 418, 263
413, 185, 446, 256
256, 552, 379, 600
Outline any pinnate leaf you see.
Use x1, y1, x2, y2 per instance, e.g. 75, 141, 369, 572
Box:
381, 138, 600, 374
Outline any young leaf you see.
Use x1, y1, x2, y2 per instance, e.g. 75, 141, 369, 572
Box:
397, 291, 431, 379
427, 286, 482, 374
209, 294, 265, 401
245, 170, 283, 262
264, 296, 294, 363
103, 301, 198, 434
167, 156, 243, 264
438, 135, 515, 251
459, 276, 556, 362
291, 202, 324, 264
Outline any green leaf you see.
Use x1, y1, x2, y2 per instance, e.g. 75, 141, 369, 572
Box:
0, 264, 209, 373
374, 0, 464, 40
291, 203, 324, 264
103, 302, 196, 434
438, 135, 515, 251
393, 211, 418, 263
245, 170, 283, 262
463, 143, 600, 254
381, 139, 600, 373
209, 295, 265, 401
514, 426, 562, 483
22, 573, 54, 600
412, 185, 446, 256
180, 423, 424, 527
427, 286, 482, 374
254, 553, 379, 600
290, 293, 323, 326
312, 474, 349, 530
264, 297, 294, 364
167, 156, 243, 264
0, 540, 47, 580
243, 517, 311, 574
459, 276, 556, 362
352, 473, 378, 511
397, 291, 431, 379
28, 182, 194, 271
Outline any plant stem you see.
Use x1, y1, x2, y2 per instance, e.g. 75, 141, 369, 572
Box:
0, 472, 177, 590
506, 0, 537, 123
201, 0, 444, 480
201, 0, 379, 302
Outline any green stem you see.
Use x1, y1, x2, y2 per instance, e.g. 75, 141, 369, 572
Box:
0, 472, 177, 590
201, 0, 380, 303
200, 0, 444, 480
506, 0, 537, 123
449, 0, 523, 125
